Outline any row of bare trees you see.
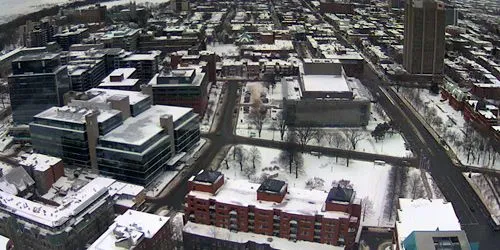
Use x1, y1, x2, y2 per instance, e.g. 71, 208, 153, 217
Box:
402, 88, 499, 167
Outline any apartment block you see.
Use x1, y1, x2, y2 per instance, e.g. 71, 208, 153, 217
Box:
185, 171, 362, 248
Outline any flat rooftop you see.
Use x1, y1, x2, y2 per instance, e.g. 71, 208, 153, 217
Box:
188, 179, 356, 220
0, 177, 112, 228
396, 198, 462, 244
149, 68, 205, 87
19, 153, 61, 172
87, 88, 149, 105
13, 52, 58, 62
34, 106, 120, 125
89, 210, 169, 250
302, 74, 350, 93
100, 105, 191, 146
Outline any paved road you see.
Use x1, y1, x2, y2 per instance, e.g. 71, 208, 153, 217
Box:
361, 62, 500, 248
149, 81, 240, 211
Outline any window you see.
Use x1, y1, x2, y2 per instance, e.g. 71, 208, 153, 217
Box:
433, 236, 461, 250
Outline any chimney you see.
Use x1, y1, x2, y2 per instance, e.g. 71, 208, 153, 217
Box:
108, 94, 131, 119
160, 114, 176, 155
85, 111, 100, 169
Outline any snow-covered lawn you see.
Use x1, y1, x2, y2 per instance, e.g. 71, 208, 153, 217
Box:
464, 173, 500, 225
399, 88, 499, 169
235, 80, 412, 158
218, 145, 394, 227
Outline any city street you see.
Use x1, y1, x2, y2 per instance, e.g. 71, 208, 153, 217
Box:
361, 62, 500, 248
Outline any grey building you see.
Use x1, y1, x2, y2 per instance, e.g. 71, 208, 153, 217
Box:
403, 0, 446, 75
283, 59, 370, 127
54, 27, 89, 51
30, 88, 200, 185
68, 59, 107, 91
8, 53, 70, 124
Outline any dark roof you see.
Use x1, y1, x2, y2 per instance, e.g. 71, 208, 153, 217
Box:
326, 185, 354, 203
257, 179, 286, 194
13, 52, 59, 62
193, 170, 222, 184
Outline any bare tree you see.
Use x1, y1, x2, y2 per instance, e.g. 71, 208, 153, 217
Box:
272, 111, 287, 140
234, 146, 246, 171
223, 156, 230, 169
280, 130, 299, 174
248, 146, 262, 169
294, 126, 319, 150
361, 196, 374, 221
408, 174, 426, 199
461, 123, 476, 164
313, 129, 325, 145
343, 129, 365, 150
248, 100, 267, 137
326, 132, 346, 163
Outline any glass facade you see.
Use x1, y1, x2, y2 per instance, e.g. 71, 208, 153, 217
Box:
9, 67, 70, 124
97, 133, 173, 185
30, 119, 91, 168
174, 112, 201, 153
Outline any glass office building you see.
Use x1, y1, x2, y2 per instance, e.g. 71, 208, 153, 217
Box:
8, 53, 70, 124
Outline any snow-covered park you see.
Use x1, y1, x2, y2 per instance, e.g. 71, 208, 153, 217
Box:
217, 145, 441, 228
399, 88, 499, 169
235, 80, 413, 158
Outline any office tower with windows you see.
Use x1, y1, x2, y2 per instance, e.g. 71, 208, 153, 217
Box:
8, 53, 70, 124
403, 0, 445, 75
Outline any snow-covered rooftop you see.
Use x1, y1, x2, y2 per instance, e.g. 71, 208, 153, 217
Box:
99, 68, 139, 87
19, 153, 61, 172
87, 88, 150, 105
100, 105, 191, 146
34, 106, 119, 125
0, 177, 113, 228
188, 179, 355, 219
302, 74, 350, 93
89, 210, 169, 250
183, 222, 342, 250
396, 198, 461, 246
42, 176, 143, 209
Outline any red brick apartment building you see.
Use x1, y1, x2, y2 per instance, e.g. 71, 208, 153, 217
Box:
184, 170, 362, 249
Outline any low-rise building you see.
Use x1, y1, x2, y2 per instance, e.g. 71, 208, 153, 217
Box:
185, 171, 362, 248
394, 198, 472, 250
89, 209, 172, 250
19, 153, 64, 195
0, 177, 115, 250
283, 59, 370, 127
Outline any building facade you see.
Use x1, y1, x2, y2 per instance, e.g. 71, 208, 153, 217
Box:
403, 0, 445, 75
0, 178, 115, 250
147, 67, 209, 115
283, 59, 370, 127
185, 171, 362, 248
8, 53, 70, 124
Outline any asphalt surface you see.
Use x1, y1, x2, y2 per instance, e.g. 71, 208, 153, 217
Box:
360, 63, 500, 248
